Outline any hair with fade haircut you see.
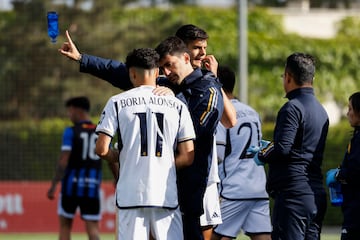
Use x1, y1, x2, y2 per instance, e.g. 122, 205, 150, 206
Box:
155, 36, 191, 60
65, 96, 90, 112
285, 52, 316, 86
125, 48, 159, 70
217, 65, 236, 94
175, 24, 209, 44
349, 92, 360, 114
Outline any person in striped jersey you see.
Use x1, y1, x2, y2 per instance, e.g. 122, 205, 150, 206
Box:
47, 96, 105, 240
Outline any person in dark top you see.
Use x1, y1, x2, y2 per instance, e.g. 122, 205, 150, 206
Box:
253, 53, 329, 240
47, 96, 103, 240
155, 36, 224, 240
327, 91, 360, 240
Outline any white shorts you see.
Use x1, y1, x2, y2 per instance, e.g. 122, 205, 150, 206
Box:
200, 183, 222, 226
117, 207, 183, 240
214, 199, 271, 238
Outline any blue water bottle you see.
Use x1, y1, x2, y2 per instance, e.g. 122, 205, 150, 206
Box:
47, 11, 59, 43
329, 182, 343, 206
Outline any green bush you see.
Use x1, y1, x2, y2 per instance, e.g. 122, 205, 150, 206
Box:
2, 5, 359, 121
0, 119, 114, 181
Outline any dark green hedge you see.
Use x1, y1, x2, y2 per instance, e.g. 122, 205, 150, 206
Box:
1, 5, 359, 121
0, 118, 115, 181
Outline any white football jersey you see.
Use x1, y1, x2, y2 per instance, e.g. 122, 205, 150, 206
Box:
96, 86, 195, 209
216, 99, 268, 199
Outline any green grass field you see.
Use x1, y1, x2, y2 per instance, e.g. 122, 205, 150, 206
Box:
0, 233, 340, 240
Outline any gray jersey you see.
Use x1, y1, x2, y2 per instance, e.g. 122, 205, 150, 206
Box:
216, 99, 268, 200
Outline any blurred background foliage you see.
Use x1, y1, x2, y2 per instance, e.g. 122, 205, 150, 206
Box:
1, 0, 359, 225
1, 1, 359, 120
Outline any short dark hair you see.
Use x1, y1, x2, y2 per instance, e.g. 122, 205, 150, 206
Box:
217, 65, 236, 94
125, 48, 159, 70
285, 52, 315, 86
65, 96, 90, 112
175, 24, 208, 45
349, 92, 360, 114
155, 36, 190, 60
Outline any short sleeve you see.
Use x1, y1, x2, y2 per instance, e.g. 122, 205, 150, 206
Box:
177, 104, 196, 143
61, 127, 73, 151
96, 98, 118, 138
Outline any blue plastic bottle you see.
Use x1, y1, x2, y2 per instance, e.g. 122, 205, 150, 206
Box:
47, 11, 59, 43
329, 182, 343, 206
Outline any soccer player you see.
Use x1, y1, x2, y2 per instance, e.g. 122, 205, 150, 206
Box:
253, 53, 329, 240
47, 96, 103, 240
213, 66, 271, 240
95, 48, 196, 240
175, 24, 223, 240
155, 36, 224, 240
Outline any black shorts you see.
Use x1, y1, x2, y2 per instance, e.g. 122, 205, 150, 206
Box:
59, 195, 101, 221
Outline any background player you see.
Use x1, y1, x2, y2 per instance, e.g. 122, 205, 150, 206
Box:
213, 66, 271, 240
47, 96, 103, 240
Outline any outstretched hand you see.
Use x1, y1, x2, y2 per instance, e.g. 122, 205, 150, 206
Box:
58, 30, 81, 61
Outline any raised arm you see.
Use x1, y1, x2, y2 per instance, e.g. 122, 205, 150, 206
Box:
220, 88, 237, 128
58, 30, 82, 61
59, 30, 132, 90
202, 56, 236, 128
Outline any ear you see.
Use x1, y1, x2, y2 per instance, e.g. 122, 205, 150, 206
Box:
287, 75, 291, 84
285, 72, 292, 84
129, 67, 136, 80
184, 52, 191, 64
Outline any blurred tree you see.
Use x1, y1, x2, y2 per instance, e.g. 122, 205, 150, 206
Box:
0, 2, 359, 121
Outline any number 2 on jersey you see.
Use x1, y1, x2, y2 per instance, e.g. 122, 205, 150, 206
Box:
238, 122, 260, 159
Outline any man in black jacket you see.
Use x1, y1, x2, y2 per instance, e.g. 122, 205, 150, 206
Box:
255, 53, 329, 240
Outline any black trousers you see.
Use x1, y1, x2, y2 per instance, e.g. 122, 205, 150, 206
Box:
271, 191, 317, 240
182, 213, 203, 240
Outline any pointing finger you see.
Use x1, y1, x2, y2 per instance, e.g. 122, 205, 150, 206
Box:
65, 30, 74, 45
